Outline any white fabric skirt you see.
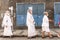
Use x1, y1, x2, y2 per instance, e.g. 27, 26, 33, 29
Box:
42, 26, 50, 32
3, 26, 13, 36
28, 25, 36, 37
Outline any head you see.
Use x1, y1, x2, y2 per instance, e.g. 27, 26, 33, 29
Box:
5, 10, 10, 16
28, 7, 33, 14
44, 12, 48, 16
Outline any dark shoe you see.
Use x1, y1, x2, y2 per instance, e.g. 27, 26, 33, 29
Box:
32, 36, 36, 38
42, 37, 46, 39
28, 37, 32, 39
3, 36, 6, 38
9, 35, 13, 38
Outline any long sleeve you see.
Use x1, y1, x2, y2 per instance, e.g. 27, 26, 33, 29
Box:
2, 15, 12, 27
2, 15, 7, 27
26, 12, 35, 26
7, 16, 12, 26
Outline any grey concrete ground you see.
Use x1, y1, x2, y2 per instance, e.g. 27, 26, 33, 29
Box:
0, 28, 60, 40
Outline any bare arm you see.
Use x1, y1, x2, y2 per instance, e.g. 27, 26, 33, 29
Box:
49, 19, 54, 22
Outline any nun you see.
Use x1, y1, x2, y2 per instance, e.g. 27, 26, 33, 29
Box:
42, 12, 52, 38
2, 10, 13, 37
26, 7, 37, 38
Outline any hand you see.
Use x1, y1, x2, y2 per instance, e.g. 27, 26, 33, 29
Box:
49, 19, 54, 22
6, 26, 7, 28
49, 20, 52, 21
33, 21, 35, 24
59, 25, 60, 28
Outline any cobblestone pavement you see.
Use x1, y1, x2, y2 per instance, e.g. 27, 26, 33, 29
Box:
0, 28, 60, 40
0, 37, 60, 40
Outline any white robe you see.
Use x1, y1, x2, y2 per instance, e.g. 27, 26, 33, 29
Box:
2, 14, 13, 36
42, 15, 50, 32
26, 12, 36, 37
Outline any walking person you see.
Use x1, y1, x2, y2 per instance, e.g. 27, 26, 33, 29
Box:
2, 10, 13, 38
26, 7, 37, 38
42, 12, 53, 38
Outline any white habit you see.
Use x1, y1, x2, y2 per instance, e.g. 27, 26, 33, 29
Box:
42, 15, 50, 32
2, 13, 13, 36
26, 11, 36, 37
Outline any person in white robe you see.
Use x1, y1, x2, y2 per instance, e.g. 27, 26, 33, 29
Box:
42, 12, 52, 38
2, 10, 13, 37
26, 7, 37, 38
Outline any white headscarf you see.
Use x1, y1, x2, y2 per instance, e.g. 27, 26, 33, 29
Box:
28, 7, 32, 10
5, 10, 10, 16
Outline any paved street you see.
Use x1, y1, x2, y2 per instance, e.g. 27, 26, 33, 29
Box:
0, 37, 60, 40
0, 28, 60, 40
